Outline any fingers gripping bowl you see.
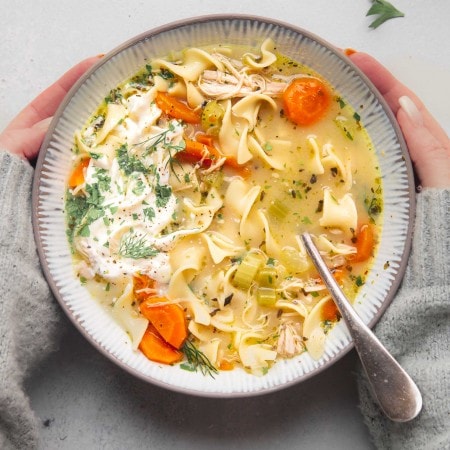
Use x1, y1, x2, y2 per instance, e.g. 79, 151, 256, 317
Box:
32, 15, 414, 396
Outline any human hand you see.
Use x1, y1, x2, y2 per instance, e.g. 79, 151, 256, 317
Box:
0, 55, 102, 162
348, 52, 450, 189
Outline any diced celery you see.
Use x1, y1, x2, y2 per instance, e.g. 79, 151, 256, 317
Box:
201, 100, 225, 135
257, 267, 279, 287
233, 252, 265, 290
203, 170, 224, 189
280, 247, 309, 274
334, 116, 356, 141
257, 287, 277, 307
268, 199, 289, 220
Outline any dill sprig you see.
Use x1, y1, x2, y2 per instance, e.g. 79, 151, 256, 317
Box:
118, 231, 158, 259
134, 123, 184, 157
133, 125, 186, 180
181, 339, 219, 378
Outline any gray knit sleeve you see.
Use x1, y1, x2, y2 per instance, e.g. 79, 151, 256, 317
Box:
357, 188, 450, 449
0, 152, 65, 450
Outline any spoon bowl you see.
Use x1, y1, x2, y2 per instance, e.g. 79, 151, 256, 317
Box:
302, 232, 422, 422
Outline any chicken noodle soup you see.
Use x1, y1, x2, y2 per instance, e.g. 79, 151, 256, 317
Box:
65, 39, 383, 376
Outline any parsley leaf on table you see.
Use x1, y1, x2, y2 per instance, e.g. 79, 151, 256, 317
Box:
366, 0, 405, 29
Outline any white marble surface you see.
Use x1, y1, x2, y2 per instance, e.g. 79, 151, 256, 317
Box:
1, 1, 449, 449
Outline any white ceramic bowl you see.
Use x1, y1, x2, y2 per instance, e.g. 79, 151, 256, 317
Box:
32, 15, 415, 397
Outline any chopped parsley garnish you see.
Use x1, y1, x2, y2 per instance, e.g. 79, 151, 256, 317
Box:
155, 183, 172, 208
132, 179, 146, 196
337, 97, 346, 109
65, 175, 108, 244
105, 88, 123, 104
301, 216, 312, 225
158, 68, 175, 80
143, 207, 155, 222
129, 64, 154, 88
92, 168, 111, 192
116, 144, 147, 175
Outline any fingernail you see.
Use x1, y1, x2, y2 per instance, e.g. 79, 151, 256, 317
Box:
35, 116, 53, 131
344, 48, 357, 56
97, 53, 105, 58
399, 96, 423, 126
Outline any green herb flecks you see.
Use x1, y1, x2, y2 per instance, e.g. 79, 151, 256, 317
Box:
65, 185, 106, 243
155, 182, 172, 208
136, 123, 181, 156
158, 68, 175, 80
365, 183, 383, 222
92, 168, 111, 192
65, 191, 89, 243
118, 231, 159, 259
143, 206, 156, 222
180, 340, 218, 378
116, 144, 147, 176
366, 0, 405, 29
132, 178, 146, 196
105, 88, 123, 104
129, 64, 154, 88
322, 319, 335, 334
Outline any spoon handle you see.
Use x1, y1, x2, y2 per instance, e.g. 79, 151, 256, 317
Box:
302, 233, 422, 422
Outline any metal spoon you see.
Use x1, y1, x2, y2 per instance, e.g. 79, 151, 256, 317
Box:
301, 232, 422, 422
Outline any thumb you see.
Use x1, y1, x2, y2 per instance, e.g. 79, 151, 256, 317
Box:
22, 117, 54, 161
397, 96, 450, 188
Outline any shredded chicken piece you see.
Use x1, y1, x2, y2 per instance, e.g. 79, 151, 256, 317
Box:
201, 156, 227, 174
276, 322, 305, 358
197, 52, 288, 99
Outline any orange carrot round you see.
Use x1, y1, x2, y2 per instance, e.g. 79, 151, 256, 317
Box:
155, 91, 200, 124
179, 138, 250, 178
133, 274, 157, 302
138, 324, 183, 365
282, 77, 331, 126
68, 158, 90, 188
219, 360, 234, 371
321, 297, 341, 322
351, 223, 375, 262
140, 298, 188, 349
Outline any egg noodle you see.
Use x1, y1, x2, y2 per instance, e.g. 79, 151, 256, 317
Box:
65, 39, 383, 376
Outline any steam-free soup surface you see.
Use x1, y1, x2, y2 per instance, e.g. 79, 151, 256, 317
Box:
65, 39, 382, 375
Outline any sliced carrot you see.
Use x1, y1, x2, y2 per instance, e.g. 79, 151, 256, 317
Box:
133, 274, 157, 302
155, 91, 200, 124
195, 133, 215, 146
314, 268, 345, 288
68, 158, 90, 188
140, 297, 188, 349
282, 77, 331, 126
219, 360, 234, 371
332, 268, 345, 285
321, 297, 341, 322
138, 323, 183, 365
178, 138, 250, 178
178, 139, 212, 165
350, 223, 375, 263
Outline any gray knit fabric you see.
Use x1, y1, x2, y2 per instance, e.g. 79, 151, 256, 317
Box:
357, 188, 450, 449
0, 152, 65, 449
0, 150, 448, 449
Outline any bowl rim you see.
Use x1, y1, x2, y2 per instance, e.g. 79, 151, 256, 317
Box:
32, 13, 415, 398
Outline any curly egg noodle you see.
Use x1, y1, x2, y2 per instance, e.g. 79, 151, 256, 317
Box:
65, 39, 383, 376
